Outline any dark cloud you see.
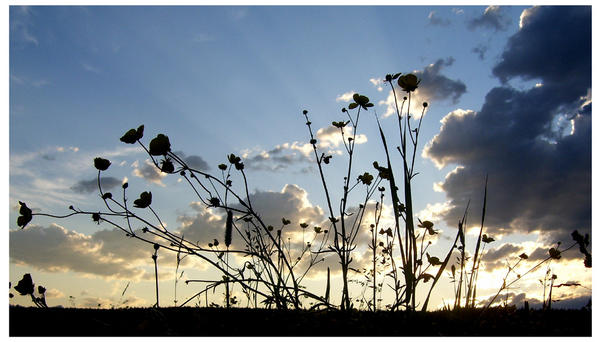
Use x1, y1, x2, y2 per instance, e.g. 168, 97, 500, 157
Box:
526, 245, 581, 263
174, 151, 210, 171
41, 154, 56, 161
244, 145, 312, 173
471, 44, 488, 60
71, 177, 122, 194
9, 225, 150, 279
467, 6, 511, 32
424, 6, 591, 243
415, 58, 467, 104
493, 6, 591, 86
184, 155, 210, 171
481, 243, 522, 266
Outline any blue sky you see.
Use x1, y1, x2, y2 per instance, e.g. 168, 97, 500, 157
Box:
8, 5, 592, 310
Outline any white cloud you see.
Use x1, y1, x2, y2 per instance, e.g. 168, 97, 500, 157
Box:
10, 75, 25, 85
230, 8, 248, 20
369, 78, 383, 92
336, 91, 356, 103
415, 201, 453, 227
81, 62, 101, 73
45, 288, 65, 299
11, 6, 39, 47
315, 125, 367, 150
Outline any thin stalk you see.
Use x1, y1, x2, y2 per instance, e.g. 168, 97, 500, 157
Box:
466, 175, 488, 308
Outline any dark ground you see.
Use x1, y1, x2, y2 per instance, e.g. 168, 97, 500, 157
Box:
9, 305, 591, 336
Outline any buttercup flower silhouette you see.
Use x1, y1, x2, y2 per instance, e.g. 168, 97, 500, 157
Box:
397, 73, 420, 92
17, 201, 32, 229
94, 157, 111, 171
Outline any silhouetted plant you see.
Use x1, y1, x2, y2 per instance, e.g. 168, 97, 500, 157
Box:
572, 230, 591, 268
482, 240, 581, 312
11, 274, 47, 308
152, 243, 160, 308
15, 71, 590, 313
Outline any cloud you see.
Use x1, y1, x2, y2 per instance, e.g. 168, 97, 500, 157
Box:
336, 91, 356, 103
9, 224, 151, 280
467, 6, 511, 32
493, 6, 591, 86
242, 144, 313, 173
174, 151, 210, 171
132, 159, 166, 186
10, 6, 39, 47
369, 78, 383, 92
478, 290, 590, 310
81, 62, 101, 74
230, 7, 248, 20
71, 176, 122, 194
10, 75, 25, 85
471, 44, 489, 60
480, 243, 523, 270
9, 75, 50, 88
178, 184, 326, 249
241, 126, 367, 173
172, 183, 381, 278
428, 11, 451, 26
316, 125, 368, 150
424, 6, 591, 243
416, 58, 466, 104
45, 288, 65, 299
10, 144, 142, 211
379, 58, 466, 117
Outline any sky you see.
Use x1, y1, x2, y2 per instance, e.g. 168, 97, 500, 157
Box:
8, 4, 593, 312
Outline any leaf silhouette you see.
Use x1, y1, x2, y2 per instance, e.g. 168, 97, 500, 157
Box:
332, 121, 349, 129
426, 252, 442, 266
419, 273, 434, 283
418, 219, 437, 235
